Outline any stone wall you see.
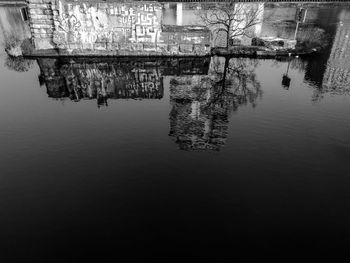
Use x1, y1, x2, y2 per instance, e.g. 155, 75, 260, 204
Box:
27, 0, 211, 56
28, 0, 57, 49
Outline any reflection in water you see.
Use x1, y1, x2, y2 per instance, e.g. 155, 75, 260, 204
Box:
260, 4, 349, 96
169, 57, 261, 151
299, 10, 350, 101
37, 58, 210, 107
302, 7, 342, 88
319, 10, 350, 99
38, 58, 164, 107
2, 5, 350, 260
169, 75, 230, 151
261, 5, 350, 101
35, 56, 261, 151
1, 3, 350, 150
208, 57, 262, 111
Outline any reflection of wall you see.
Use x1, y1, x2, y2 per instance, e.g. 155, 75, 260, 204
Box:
322, 11, 350, 93
37, 57, 211, 107
303, 7, 342, 87
169, 76, 229, 151
38, 58, 164, 107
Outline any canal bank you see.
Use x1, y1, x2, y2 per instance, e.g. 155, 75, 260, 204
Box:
25, 0, 212, 56
0, 0, 26, 5
1, 4, 350, 261
20, 45, 319, 59
2, 1, 348, 60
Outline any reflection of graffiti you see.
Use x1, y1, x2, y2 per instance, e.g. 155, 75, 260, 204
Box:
36, 58, 211, 108
37, 58, 163, 107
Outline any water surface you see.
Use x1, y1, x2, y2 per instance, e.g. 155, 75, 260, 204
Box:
1, 3, 350, 261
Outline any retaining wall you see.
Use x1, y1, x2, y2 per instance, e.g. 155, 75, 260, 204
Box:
27, 0, 211, 56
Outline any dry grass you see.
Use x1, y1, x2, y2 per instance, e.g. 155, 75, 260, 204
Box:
3, 33, 22, 51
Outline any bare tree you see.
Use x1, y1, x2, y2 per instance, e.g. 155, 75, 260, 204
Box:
199, 2, 263, 48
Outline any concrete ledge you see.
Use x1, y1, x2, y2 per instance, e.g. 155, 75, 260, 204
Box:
211, 46, 320, 58
23, 48, 211, 58
0, 1, 27, 6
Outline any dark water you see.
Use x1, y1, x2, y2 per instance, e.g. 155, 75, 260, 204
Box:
1, 3, 350, 261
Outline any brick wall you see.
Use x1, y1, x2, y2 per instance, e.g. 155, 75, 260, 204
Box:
27, 0, 58, 49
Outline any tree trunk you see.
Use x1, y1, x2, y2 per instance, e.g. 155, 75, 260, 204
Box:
222, 57, 229, 89
226, 24, 231, 50
226, 32, 230, 49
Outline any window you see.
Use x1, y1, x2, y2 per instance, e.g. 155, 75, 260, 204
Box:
21, 7, 29, 21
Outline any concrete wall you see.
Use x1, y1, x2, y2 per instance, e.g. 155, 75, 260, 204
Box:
27, 0, 211, 56
53, 1, 162, 49
0, 5, 31, 42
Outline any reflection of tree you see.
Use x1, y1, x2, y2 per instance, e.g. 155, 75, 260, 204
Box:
208, 57, 262, 112
169, 57, 262, 151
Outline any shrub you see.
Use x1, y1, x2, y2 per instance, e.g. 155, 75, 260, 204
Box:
3, 33, 23, 57
3, 33, 21, 50
5, 56, 33, 72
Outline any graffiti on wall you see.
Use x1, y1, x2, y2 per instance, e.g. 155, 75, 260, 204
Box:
53, 0, 162, 49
